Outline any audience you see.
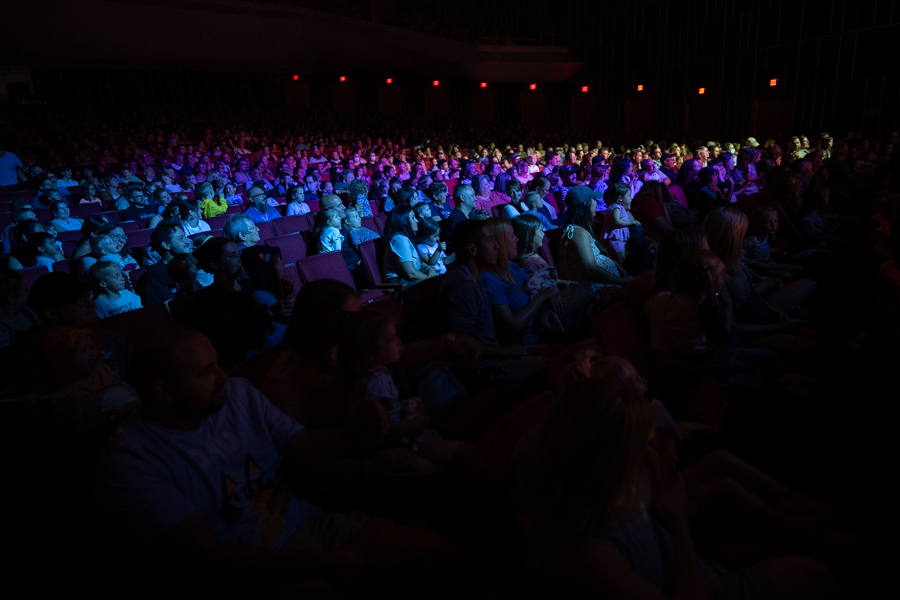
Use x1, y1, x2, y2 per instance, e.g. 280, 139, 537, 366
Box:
2, 113, 889, 598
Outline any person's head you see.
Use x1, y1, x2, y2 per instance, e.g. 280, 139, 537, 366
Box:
608, 157, 633, 185
472, 174, 491, 196
512, 213, 544, 256
559, 165, 578, 187
283, 279, 360, 364
525, 378, 653, 539
194, 237, 242, 280
521, 190, 543, 212
27, 272, 97, 327
652, 229, 709, 292
452, 218, 498, 268
347, 178, 368, 199
195, 182, 214, 200
337, 311, 402, 380
91, 233, 120, 257
660, 152, 675, 170
314, 207, 342, 234
749, 206, 779, 240
25, 232, 58, 263
602, 182, 632, 210
545, 150, 559, 167
383, 205, 418, 244
247, 186, 268, 210
130, 327, 229, 426
320, 194, 346, 219
417, 217, 441, 247
88, 260, 127, 295
151, 221, 190, 259
485, 217, 518, 265
413, 202, 432, 221
528, 175, 551, 198
463, 160, 478, 180
697, 166, 717, 188
286, 184, 305, 205
240, 244, 286, 294
50, 200, 71, 221
153, 187, 172, 207
428, 180, 449, 204
127, 186, 147, 207
342, 206, 363, 231
453, 184, 476, 211
673, 250, 726, 301
700, 206, 747, 275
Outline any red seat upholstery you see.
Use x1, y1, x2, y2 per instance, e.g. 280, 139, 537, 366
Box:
33, 208, 51, 222
55, 229, 84, 247
669, 185, 688, 208
265, 234, 308, 264
97, 211, 122, 223
206, 215, 229, 230
94, 303, 172, 342
296, 251, 356, 288
306, 200, 320, 213
119, 221, 141, 233
539, 234, 555, 268
369, 201, 379, 215
592, 301, 651, 376
70, 203, 101, 218
225, 204, 244, 214
360, 216, 377, 234
126, 228, 154, 249
373, 212, 389, 235
273, 215, 312, 236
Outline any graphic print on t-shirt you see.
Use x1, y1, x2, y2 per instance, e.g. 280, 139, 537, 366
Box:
217, 454, 291, 546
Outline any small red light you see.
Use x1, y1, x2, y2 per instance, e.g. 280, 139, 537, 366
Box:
339, 76, 346, 82
637, 84, 643, 91
529, 83, 537, 90
292, 75, 299, 81
581, 86, 589, 93
480, 82, 487, 88
386, 78, 393, 84
769, 78, 778, 87
698, 87, 706, 95
433, 80, 440, 87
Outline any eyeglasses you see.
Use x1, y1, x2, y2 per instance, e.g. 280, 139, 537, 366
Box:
249, 193, 266, 200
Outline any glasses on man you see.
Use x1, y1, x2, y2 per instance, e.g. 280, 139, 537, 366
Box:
249, 193, 265, 200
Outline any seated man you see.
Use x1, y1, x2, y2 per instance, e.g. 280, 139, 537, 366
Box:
223, 213, 262, 250
120, 187, 159, 223
245, 186, 282, 223
137, 222, 194, 306
100, 326, 455, 594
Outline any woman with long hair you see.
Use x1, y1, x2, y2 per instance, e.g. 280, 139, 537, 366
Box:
382, 205, 435, 285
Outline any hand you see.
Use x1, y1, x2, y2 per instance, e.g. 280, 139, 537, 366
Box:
441, 334, 483, 364
426, 266, 437, 277
270, 298, 293, 321
632, 220, 641, 226
539, 285, 560, 301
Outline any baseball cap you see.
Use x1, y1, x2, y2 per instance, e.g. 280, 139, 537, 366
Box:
566, 185, 604, 207
27, 272, 93, 313
746, 137, 760, 148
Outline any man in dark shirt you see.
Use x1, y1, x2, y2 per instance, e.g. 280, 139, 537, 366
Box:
659, 153, 679, 183
120, 187, 159, 222
137, 222, 193, 306
447, 184, 476, 232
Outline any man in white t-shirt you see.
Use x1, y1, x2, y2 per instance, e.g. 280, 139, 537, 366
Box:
100, 327, 456, 594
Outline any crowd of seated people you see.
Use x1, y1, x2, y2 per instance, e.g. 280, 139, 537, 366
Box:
0, 113, 896, 598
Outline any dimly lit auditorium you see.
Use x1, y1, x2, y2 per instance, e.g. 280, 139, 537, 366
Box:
1, 0, 898, 597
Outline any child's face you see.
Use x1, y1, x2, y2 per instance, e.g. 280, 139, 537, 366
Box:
373, 322, 403, 366
620, 192, 633, 207
532, 227, 545, 250
345, 211, 361, 230
327, 211, 341, 228
422, 232, 439, 247
418, 204, 432, 219
100, 264, 127, 292
225, 183, 235, 196
40, 238, 58, 257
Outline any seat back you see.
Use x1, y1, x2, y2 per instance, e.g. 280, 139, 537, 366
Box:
544, 227, 564, 267
373, 212, 389, 235
296, 251, 356, 288
205, 215, 229, 230
539, 233, 555, 267
126, 228, 154, 249
70, 203, 102, 218
97, 211, 122, 223
273, 214, 312, 236
669, 185, 688, 208
400, 273, 446, 338
592, 301, 651, 376
93, 303, 172, 342
265, 234, 309, 264
20, 266, 50, 293
358, 239, 383, 287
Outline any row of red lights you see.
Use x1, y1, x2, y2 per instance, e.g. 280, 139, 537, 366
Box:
292, 76, 779, 92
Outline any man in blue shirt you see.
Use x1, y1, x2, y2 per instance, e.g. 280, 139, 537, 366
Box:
245, 186, 282, 223
0, 143, 23, 190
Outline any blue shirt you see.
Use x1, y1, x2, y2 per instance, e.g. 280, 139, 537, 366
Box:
439, 263, 498, 345
479, 262, 537, 344
245, 205, 281, 223
0, 151, 23, 187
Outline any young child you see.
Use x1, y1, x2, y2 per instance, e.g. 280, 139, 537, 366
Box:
521, 191, 556, 231
88, 260, 143, 318
24, 232, 61, 270
285, 185, 310, 216
314, 207, 344, 253
601, 183, 640, 262
221, 181, 243, 205
348, 179, 373, 217
343, 206, 380, 247
81, 234, 139, 271
413, 202, 432, 222
337, 311, 462, 476
416, 218, 448, 275
511, 214, 568, 333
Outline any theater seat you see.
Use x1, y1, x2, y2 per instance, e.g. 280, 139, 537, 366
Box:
205, 215, 229, 230
373, 212, 389, 235
94, 303, 172, 342
97, 211, 122, 223
265, 234, 308, 264
296, 251, 384, 305
273, 215, 312, 236
70, 203, 101, 218
19, 265, 50, 293
126, 229, 154, 249
592, 300, 650, 377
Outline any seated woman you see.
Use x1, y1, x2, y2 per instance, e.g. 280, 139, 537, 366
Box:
48, 200, 83, 232
178, 199, 212, 237
513, 378, 840, 600
501, 179, 528, 220
692, 167, 734, 219
6, 221, 65, 270
382, 205, 436, 286
702, 206, 816, 326
557, 187, 631, 299
80, 225, 139, 271
425, 180, 452, 221
79, 181, 102, 205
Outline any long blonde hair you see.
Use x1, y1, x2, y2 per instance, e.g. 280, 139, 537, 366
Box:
483, 217, 515, 285
700, 206, 747, 276
520, 379, 653, 542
